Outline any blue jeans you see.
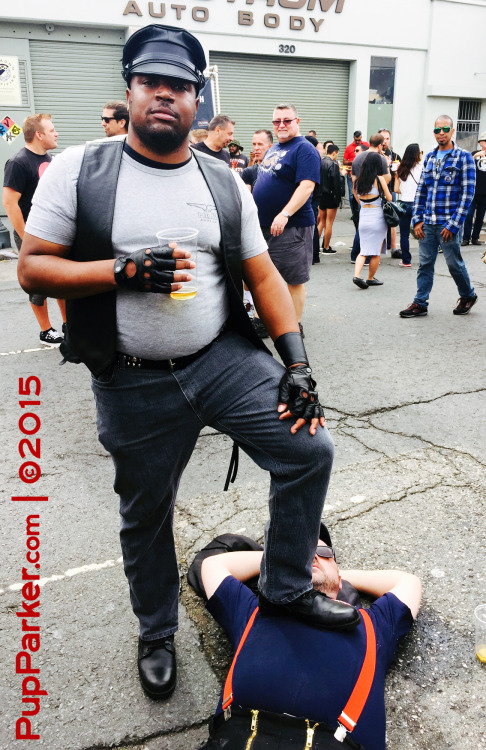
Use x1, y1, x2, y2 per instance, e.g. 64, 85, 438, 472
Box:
398, 201, 414, 264
92, 330, 334, 639
346, 175, 355, 214
414, 224, 475, 307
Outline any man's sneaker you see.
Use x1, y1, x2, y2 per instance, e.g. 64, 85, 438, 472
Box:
0, 249, 19, 260
398, 261, 412, 267
461, 239, 470, 247
453, 294, 477, 315
252, 317, 270, 339
399, 302, 428, 318
321, 246, 337, 254
39, 327, 63, 345
471, 239, 484, 246
391, 249, 402, 259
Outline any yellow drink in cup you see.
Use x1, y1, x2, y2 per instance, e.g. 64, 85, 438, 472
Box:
476, 646, 486, 663
474, 605, 486, 663
170, 286, 197, 300
155, 227, 198, 301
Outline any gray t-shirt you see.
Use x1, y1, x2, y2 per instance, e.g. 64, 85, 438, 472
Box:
26, 144, 267, 359
352, 150, 389, 177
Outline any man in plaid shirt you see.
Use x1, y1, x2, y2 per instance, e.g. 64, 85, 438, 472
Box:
400, 115, 477, 317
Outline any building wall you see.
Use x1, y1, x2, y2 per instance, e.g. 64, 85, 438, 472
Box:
1, 0, 485, 160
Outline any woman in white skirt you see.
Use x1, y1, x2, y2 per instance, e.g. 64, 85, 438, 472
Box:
352, 152, 393, 289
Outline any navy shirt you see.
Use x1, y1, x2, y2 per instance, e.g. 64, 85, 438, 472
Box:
252, 136, 320, 228
207, 576, 413, 750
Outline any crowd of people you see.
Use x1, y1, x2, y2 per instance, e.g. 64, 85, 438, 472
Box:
2, 19, 482, 750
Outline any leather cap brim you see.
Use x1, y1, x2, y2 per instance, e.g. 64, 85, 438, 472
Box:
128, 61, 200, 87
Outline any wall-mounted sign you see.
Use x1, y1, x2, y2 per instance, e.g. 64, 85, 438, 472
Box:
122, 0, 346, 34
0, 115, 22, 144
0, 56, 22, 107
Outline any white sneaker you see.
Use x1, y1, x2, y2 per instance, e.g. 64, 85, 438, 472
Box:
39, 328, 63, 346
0, 250, 19, 259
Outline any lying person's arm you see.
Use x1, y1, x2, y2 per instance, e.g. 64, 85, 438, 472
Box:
339, 569, 422, 619
201, 551, 263, 600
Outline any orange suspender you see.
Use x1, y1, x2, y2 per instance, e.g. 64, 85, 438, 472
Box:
222, 605, 259, 714
334, 609, 377, 741
221, 605, 377, 743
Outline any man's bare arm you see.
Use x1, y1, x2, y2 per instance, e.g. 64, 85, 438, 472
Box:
18, 234, 120, 298
242, 251, 300, 341
243, 251, 325, 436
3, 187, 25, 238
201, 551, 263, 600
339, 569, 422, 619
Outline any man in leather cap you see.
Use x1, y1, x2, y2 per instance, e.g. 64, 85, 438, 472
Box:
18, 23, 358, 702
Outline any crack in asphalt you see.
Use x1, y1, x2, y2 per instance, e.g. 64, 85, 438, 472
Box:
328, 387, 486, 420
338, 425, 390, 458
83, 717, 211, 750
364, 419, 486, 469
329, 477, 468, 522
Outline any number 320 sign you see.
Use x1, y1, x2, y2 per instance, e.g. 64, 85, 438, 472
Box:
279, 44, 295, 54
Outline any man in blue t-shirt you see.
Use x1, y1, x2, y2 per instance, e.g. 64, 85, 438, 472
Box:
200, 535, 422, 750
252, 104, 321, 336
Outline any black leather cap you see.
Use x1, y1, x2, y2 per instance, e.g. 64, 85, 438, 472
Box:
122, 24, 207, 93
319, 522, 332, 547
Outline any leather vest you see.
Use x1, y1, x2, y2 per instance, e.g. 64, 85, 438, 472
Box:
67, 139, 267, 376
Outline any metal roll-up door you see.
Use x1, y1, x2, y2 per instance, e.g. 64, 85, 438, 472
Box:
209, 52, 349, 154
29, 40, 126, 150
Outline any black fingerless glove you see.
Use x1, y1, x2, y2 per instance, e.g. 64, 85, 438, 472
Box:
275, 332, 325, 422
114, 244, 177, 293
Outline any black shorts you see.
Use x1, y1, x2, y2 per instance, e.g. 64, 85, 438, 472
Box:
319, 195, 340, 210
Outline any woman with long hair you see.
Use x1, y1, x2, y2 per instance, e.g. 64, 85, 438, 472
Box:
353, 152, 392, 289
394, 144, 423, 267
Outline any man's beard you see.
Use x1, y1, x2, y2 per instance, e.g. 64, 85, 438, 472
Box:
312, 569, 340, 598
132, 121, 189, 155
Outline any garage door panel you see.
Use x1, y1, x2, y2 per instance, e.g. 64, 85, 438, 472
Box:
209, 52, 349, 152
29, 41, 126, 150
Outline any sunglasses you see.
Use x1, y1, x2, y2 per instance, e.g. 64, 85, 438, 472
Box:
272, 118, 297, 126
101, 116, 117, 123
434, 126, 451, 134
316, 545, 336, 560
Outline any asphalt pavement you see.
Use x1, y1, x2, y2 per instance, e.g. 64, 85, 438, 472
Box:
1, 210, 485, 750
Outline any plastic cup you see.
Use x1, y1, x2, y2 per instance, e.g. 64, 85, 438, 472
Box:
155, 228, 198, 300
474, 604, 486, 663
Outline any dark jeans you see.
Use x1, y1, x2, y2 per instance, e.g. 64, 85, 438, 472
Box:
463, 194, 486, 242
92, 330, 334, 639
398, 201, 414, 264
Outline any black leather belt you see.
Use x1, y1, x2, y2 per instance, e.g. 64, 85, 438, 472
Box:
115, 324, 228, 372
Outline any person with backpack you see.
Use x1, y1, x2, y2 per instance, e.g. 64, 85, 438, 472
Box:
195, 524, 422, 750
317, 144, 343, 255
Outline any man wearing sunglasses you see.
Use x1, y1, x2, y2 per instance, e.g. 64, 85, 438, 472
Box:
101, 100, 129, 137
400, 115, 477, 317
252, 104, 321, 337
197, 524, 422, 750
